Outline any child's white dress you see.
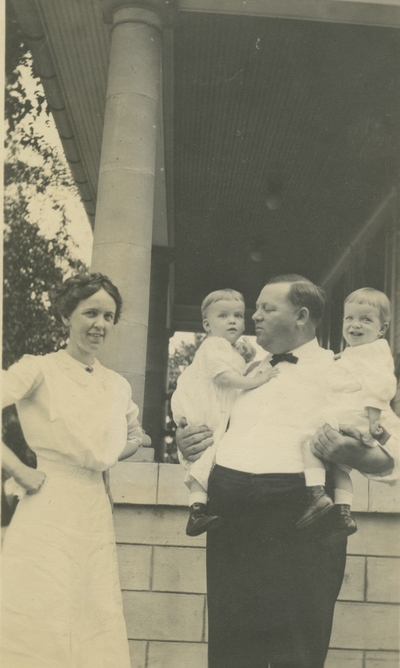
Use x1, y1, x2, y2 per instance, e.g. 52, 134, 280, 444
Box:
2, 349, 144, 668
171, 337, 246, 489
323, 339, 397, 445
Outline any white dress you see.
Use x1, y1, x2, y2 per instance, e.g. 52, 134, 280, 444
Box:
2, 350, 144, 668
323, 339, 397, 446
171, 337, 245, 489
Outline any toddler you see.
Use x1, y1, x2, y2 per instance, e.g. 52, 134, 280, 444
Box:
297, 288, 397, 540
171, 289, 279, 536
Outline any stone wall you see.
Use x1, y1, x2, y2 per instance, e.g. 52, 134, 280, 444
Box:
111, 461, 400, 668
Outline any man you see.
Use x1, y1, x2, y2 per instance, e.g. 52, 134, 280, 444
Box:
177, 275, 396, 668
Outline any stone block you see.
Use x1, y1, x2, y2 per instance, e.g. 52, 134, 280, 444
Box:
126, 447, 155, 462
352, 470, 369, 512
369, 480, 400, 513
365, 651, 400, 667
330, 601, 399, 650
123, 591, 205, 641
117, 544, 152, 590
157, 464, 189, 505
147, 641, 207, 668
367, 557, 400, 603
114, 506, 206, 548
325, 649, 364, 668
110, 462, 158, 504
347, 514, 400, 557
338, 556, 365, 602
128, 640, 147, 668
152, 546, 206, 593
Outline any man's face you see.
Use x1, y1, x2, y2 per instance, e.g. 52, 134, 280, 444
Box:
252, 283, 301, 353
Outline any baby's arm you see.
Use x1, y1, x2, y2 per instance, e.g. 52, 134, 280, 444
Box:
366, 406, 383, 438
214, 366, 279, 390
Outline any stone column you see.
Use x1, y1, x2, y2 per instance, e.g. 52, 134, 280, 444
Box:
91, 4, 162, 412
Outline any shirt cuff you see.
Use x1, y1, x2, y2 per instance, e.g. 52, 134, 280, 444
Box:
364, 435, 399, 483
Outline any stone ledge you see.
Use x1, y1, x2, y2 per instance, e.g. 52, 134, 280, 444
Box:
111, 462, 399, 512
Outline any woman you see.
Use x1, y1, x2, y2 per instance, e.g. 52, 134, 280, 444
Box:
2, 272, 149, 668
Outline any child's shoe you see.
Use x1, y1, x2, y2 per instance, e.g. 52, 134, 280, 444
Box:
186, 503, 223, 537
297, 486, 334, 530
319, 504, 357, 544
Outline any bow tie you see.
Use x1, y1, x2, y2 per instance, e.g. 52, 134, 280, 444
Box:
269, 352, 298, 367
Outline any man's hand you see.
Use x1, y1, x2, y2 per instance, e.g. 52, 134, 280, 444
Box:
176, 418, 214, 462
311, 424, 394, 474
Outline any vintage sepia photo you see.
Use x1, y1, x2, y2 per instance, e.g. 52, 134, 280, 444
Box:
2, 1, 400, 667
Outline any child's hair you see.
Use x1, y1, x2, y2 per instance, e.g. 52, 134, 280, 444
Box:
344, 288, 391, 324
201, 289, 245, 319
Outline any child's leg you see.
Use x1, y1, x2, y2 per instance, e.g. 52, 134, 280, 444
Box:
189, 479, 208, 507
332, 465, 353, 506
302, 440, 326, 488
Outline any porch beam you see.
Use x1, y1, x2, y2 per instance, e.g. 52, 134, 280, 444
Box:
179, 0, 400, 29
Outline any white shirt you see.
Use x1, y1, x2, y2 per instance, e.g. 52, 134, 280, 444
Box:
216, 338, 399, 478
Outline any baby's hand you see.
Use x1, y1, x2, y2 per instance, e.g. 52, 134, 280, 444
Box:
235, 337, 257, 364
256, 367, 280, 384
13, 465, 46, 495
369, 420, 383, 438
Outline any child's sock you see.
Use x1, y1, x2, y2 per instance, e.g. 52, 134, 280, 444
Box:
189, 490, 208, 506
304, 468, 326, 488
334, 489, 353, 506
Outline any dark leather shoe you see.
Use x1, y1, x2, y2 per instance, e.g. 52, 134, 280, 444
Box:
319, 504, 358, 544
186, 503, 223, 537
297, 486, 334, 530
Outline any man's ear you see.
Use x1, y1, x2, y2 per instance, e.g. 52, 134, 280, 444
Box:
296, 307, 310, 326
379, 322, 389, 337
61, 316, 70, 328
203, 318, 211, 334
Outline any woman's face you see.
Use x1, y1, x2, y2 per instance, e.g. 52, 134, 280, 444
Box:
63, 288, 117, 364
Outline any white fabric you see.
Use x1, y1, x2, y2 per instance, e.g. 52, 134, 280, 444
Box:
171, 336, 246, 489
215, 338, 400, 480
216, 339, 334, 473
322, 338, 397, 446
1, 350, 143, 668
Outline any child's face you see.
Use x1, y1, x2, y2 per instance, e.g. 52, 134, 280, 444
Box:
203, 300, 246, 344
343, 301, 388, 347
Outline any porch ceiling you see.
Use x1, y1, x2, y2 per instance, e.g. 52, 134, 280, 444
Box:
12, 2, 400, 311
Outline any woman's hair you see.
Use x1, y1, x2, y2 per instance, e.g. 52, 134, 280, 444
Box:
267, 274, 326, 325
53, 272, 123, 324
201, 289, 245, 319
345, 287, 391, 324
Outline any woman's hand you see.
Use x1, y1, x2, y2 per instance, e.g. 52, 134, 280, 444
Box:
176, 418, 214, 462
13, 464, 46, 495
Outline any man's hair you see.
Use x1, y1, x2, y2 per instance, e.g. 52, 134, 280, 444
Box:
267, 274, 326, 325
201, 289, 245, 319
345, 287, 391, 324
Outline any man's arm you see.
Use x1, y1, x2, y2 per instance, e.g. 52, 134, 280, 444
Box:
311, 424, 394, 474
175, 418, 214, 462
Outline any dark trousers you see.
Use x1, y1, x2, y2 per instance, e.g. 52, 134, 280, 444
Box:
207, 465, 347, 668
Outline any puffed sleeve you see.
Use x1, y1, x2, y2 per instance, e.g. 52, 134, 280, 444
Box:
126, 395, 145, 448
359, 341, 397, 409
2, 355, 43, 408
201, 337, 239, 379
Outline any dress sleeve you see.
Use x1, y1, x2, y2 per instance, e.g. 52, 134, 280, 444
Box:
126, 397, 145, 448
201, 337, 240, 379
2, 355, 43, 408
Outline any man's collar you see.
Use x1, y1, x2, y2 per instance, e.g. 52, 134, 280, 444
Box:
290, 338, 320, 358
